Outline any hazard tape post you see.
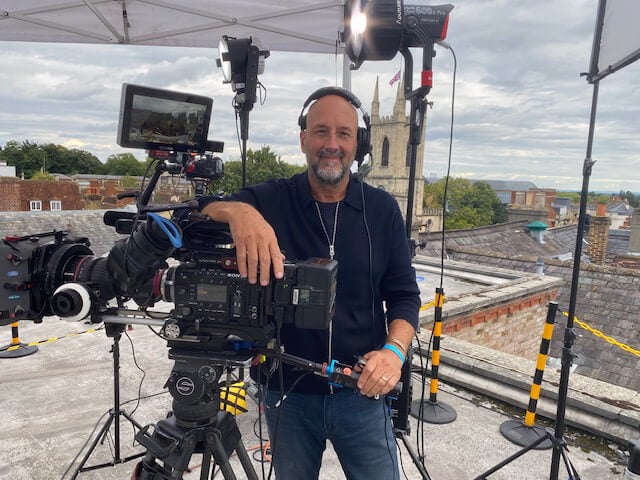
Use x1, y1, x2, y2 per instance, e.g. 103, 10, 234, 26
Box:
412, 287, 457, 424
0, 321, 38, 358
500, 301, 559, 449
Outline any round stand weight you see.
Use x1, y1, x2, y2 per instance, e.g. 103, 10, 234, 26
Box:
0, 343, 39, 358
411, 399, 457, 424
499, 419, 552, 449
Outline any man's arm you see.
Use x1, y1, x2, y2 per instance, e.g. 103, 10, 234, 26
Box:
201, 201, 284, 285
357, 318, 415, 397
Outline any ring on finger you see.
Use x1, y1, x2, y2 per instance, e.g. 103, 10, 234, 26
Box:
380, 375, 389, 383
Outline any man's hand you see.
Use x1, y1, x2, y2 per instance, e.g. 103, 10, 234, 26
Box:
201, 201, 284, 285
356, 348, 403, 397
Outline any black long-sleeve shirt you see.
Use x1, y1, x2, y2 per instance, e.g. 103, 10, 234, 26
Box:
203, 172, 420, 393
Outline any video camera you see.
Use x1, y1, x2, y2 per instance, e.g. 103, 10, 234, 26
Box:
1, 84, 338, 352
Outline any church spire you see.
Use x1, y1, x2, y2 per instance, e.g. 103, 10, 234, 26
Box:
393, 75, 406, 119
371, 76, 380, 120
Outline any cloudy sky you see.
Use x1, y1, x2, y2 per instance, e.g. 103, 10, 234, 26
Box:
1, 1, 639, 192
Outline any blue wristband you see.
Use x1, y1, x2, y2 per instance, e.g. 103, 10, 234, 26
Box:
383, 343, 405, 364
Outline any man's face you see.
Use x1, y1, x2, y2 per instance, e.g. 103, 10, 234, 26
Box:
300, 95, 358, 186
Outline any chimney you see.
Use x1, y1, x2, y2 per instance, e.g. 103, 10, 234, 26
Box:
526, 220, 548, 244
536, 257, 545, 275
586, 202, 610, 264
628, 208, 640, 255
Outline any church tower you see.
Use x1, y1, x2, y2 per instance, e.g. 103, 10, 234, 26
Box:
365, 76, 430, 237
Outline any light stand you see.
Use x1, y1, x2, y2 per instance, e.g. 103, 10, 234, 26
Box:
342, 2, 455, 476
217, 36, 269, 187
71, 322, 145, 478
472, 35, 602, 480
548, 72, 602, 480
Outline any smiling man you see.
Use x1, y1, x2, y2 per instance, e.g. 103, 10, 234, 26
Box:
200, 87, 420, 480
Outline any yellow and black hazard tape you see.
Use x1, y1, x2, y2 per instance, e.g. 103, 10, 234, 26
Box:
2, 325, 104, 352
562, 311, 640, 358
420, 294, 445, 312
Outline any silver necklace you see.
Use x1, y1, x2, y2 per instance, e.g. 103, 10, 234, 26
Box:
314, 200, 340, 260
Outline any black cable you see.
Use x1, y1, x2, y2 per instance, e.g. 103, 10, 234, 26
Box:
439, 44, 457, 291
413, 42, 458, 470
124, 329, 146, 418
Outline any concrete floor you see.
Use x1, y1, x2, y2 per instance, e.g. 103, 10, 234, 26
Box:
0, 315, 626, 480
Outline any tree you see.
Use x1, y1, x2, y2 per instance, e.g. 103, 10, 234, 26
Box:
120, 175, 140, 188
31, 171, 55, 181
0, 140, 102, 178
0, 140, 44, 178
102, 153, 147, 176
424, 178, 506, 230
208, 146, 305, 194
619, 190, 639, 208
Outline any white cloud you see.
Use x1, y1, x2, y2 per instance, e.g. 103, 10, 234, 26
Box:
0, 1, 639, 192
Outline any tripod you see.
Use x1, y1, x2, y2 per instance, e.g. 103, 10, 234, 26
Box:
134, 409, 258, 480
71, 323, 145, 478
131, 347, 260, 479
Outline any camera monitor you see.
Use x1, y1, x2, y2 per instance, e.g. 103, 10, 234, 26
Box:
117, 84, 213, 152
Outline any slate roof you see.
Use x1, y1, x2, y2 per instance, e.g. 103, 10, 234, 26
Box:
607, 201, 634, 215
419, 220, 577, 259
472, 179, 538, 191
0, 210, 127, 256
417, 221, 640, 392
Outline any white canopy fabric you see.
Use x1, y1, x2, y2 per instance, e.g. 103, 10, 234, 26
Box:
0, 0, 346, 54
589, 0, 640, 82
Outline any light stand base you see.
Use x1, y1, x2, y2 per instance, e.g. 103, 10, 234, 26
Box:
411, 399, 457, 424
500, 419, 552, 449
0, 343, 38, 358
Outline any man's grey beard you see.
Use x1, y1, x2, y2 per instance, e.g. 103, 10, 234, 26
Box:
309, 149, 351, 185
311, 162, 349, 185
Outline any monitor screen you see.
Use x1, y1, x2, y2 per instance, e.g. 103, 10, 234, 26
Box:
117, 83, 213, 152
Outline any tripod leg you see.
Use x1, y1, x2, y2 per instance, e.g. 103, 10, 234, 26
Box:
398, 433, 431, 480
200, 447, 213, 480
559, 443, 582, 480
234, 438, 259, 480
472, 432, 553, 480
204, 413, 259, 480
70, 412, 115, 479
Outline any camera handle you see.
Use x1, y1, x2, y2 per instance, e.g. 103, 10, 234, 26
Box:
275, 351, 403, 398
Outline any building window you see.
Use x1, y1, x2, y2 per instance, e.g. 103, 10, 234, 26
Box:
50, 200, 62, 211
30, 200, 42, 211
381, 137, 390, 166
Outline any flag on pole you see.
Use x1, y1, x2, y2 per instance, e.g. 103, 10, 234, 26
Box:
389, 69, 401, 86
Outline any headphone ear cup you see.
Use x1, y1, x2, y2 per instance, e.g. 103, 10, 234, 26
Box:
355, 127, 371, 166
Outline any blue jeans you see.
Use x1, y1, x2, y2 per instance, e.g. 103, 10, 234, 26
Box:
264, 389, 398, 480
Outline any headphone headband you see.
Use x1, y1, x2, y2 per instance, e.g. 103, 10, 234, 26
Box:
301, 86, 363, 111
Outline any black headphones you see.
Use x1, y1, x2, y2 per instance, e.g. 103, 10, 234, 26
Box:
297, 86, 372, 167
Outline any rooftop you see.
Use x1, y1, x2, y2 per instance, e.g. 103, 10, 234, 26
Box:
1, 210, 637, 479
1, 317, 631, 480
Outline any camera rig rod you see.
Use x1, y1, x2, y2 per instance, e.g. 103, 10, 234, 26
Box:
276, 351, 402, 398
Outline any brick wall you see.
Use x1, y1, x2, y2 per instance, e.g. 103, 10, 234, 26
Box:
0, 179, 21, 210
442, 291, 557, 361
0, 178, 83, 211
21, 181, 84, 210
